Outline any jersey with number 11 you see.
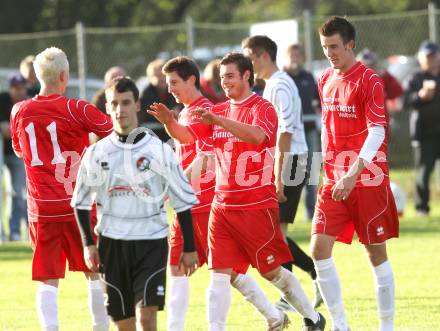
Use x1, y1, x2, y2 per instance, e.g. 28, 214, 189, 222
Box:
10, 94, 113, 222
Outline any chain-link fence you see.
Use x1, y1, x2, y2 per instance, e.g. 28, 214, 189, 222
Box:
308, 10, 433, 65
1, 7, 436, 85
1, 5, 439, 169
1, 8, 438, 85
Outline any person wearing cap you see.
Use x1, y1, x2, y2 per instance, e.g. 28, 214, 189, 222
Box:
404, 40, 440, 216
357, 48, 403, 112
0, 73, 29, 241
138, 59, 177, 142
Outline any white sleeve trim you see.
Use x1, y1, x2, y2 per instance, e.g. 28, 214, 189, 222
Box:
359, 125, 385, 163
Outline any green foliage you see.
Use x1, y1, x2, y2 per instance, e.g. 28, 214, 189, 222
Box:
232, 0, 294, 22
1, 0, 439, 34
0, 0, 44, 33
316, 0, 411, 16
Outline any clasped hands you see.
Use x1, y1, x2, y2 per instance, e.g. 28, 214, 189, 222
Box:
148, 102, 216, 125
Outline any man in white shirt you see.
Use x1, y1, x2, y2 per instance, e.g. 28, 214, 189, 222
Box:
72, 77, 199, 331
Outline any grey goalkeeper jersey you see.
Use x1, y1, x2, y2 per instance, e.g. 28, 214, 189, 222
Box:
71, 131, 199, 240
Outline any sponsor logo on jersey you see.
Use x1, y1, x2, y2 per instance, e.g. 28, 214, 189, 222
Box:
322, 102, 358, 119
212, 129, 241, 142
108, 185, 150, 198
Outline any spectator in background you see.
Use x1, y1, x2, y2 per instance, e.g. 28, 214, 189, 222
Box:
284, 44, 321, 221
19, 55, 40, 96
139, 59, 176, 141
404, 40, 440, 216
0, 73, 28, 241
357, 48, 403, 112
91, 66, 127, 113
252, 78, 266, 96
200, 58, 228, 103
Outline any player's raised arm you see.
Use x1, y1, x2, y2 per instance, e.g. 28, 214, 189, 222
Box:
148, 102, 194, 143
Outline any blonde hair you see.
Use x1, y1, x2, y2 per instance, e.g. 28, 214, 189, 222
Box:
33, 47, 69, 85
146, 59, 165, 79
19, 55, 35, 77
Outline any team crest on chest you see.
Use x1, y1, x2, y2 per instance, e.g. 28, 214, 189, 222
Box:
136, 157, 150, 171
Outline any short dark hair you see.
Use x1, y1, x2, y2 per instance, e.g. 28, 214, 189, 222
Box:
319, 16, 356, 45
241, 35, 277, 62
162, 56, 200, 89
106, 76, 139, 101
219, 52, 254, 87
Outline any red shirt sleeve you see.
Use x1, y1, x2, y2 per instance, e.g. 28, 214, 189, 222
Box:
251, 100, 278, 140
68, 99, 113, 138
382, 71, 404, 100
187, 122, 213, 142
363, 71, 387, 127
10, 102, 23, 157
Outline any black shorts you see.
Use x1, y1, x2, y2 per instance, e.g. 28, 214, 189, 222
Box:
98, 236, 168, 321
279, 154, 308, 224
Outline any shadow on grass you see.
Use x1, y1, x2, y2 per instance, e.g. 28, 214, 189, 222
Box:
0, 243, 33, 261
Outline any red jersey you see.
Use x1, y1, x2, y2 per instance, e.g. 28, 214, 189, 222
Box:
380, 70, 404, 112
11, 94, 113, 222
318, 61, 389, 187
381, 70, 403, 100
188, 93, 278, 209
176, 96, 215, 213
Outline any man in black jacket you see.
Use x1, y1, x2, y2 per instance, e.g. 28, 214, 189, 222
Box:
0, 73, 28, 241
405, 40, 440, 215
139, 59, 177, 142
284, 44, 321, 221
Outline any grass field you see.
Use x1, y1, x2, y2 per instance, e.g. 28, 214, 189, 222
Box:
0, 170, 439, 330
